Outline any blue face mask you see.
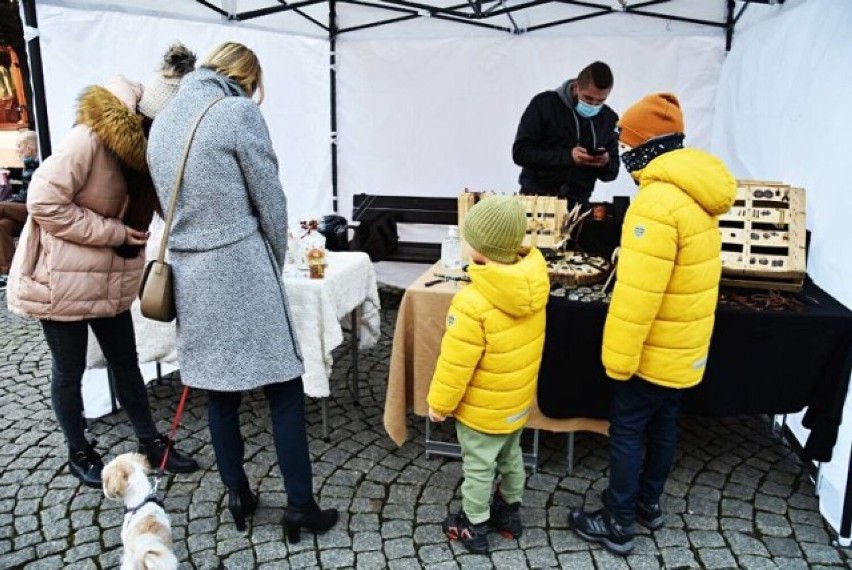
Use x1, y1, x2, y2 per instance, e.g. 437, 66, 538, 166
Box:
576, 99, 602, 118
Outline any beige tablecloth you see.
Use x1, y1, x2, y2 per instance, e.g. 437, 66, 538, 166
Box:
384, 263, 608, 446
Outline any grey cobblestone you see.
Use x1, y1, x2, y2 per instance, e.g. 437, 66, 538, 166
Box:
660, 546, 698, 568
385, 536, 416, 559
357, 550, 388, 568
737, 554, 778, 569
0, 288, 849, 569
699, 548, 738, 569
320, 548, 355, 568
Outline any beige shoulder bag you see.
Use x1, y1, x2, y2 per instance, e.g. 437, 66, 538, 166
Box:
139, 97, 225, 322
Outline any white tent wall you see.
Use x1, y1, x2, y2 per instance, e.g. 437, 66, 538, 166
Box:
336, 33, 725, 231
712, 0, 852, 539
33, 1, 333, 223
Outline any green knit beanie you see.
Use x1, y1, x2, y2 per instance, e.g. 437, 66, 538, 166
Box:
462, 196, 527, 264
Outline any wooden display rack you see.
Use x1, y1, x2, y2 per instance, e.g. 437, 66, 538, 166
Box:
719, 180, 806, 292
457, 191, 568, 259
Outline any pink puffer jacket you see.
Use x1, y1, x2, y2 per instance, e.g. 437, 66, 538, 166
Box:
7, 77, 150, 321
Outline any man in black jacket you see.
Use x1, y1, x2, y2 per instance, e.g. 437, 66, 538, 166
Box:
513, 61, 620, 206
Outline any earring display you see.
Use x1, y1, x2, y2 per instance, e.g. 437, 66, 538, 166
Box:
457, 189, 615, 290
718, 181, 806, 292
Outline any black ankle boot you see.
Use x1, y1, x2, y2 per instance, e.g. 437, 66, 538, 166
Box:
489, 492, 523, 538
282, 501, 339, 543
138, 434, 200, 474
443, 511, 490, 554
227, 485, 258, 531
68, 443, 103, 489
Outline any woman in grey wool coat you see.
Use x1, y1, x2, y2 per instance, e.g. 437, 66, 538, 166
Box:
146, 42, 337, 540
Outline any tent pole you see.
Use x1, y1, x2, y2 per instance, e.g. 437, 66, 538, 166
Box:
330, 0, 339, 213
725, 0, 735, 52
20, 0, 51, 158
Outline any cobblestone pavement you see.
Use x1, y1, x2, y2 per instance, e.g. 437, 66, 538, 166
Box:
1, 287, 851, 569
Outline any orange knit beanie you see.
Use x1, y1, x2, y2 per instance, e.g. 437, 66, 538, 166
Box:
618, 93, 684, 148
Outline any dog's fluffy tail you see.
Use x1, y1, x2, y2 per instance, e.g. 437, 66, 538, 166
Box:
127, 535, 178, 570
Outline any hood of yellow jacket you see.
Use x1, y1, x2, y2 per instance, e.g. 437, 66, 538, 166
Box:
466, 247, 550, 318
638, 147, 736, 216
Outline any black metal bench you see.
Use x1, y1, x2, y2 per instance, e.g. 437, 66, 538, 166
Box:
352, 194, 458, 263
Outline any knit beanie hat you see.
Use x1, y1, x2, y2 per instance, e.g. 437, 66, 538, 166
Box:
462, 196, 527, 264
618, 93, 684, 148
138, 43, 197, 119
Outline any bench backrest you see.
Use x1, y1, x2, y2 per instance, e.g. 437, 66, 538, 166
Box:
352, 194, 458, 263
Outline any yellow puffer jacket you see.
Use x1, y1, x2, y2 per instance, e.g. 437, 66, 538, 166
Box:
427, 247, 550, 434
602, 148, 736, 388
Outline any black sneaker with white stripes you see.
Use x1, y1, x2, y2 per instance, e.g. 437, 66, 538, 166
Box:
568, 508, 635, 556
637, 501, 664, 530
600, 489, 664, 531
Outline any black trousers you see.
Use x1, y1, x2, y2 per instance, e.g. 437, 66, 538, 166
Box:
41, 311, 159, 451
207, 378, 314, 506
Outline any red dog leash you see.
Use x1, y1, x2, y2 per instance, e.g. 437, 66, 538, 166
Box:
152, 385, 191, 493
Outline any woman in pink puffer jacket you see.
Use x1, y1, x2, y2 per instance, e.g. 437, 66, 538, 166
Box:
6, 75, 198, 489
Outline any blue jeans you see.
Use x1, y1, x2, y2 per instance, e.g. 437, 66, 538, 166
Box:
41, 312, 159, 451
207, 378, 313, 507
605, 377, 684, 527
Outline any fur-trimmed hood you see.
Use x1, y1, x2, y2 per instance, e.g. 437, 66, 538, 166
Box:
75, 84, 148, 173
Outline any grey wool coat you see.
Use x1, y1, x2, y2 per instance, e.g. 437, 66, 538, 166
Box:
146, 68, 304, 391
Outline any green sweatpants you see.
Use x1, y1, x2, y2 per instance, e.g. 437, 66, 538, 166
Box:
456, 422, 525, 524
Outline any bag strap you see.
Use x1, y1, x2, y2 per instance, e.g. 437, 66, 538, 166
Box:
156, 96, 226, 264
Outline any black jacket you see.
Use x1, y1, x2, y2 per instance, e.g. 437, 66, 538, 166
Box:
513, 83, 620, 201
9, 157, 38, 203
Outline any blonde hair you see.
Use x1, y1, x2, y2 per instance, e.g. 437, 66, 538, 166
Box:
202, 42, 264, 104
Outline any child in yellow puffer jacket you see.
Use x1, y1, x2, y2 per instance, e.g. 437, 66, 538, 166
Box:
427, 196, 550, 554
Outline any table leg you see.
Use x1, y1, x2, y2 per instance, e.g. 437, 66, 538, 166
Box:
107, 366, 119, 414
351, 310, 360, 406
321, 398, 329, 442
772, 414, 787, 436
529, 429, 539, 473
815, 462, 823, 497
838, 442, 852, 547
566, 432, 575, 476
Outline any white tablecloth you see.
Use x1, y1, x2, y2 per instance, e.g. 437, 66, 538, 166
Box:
83, 251, 380, 417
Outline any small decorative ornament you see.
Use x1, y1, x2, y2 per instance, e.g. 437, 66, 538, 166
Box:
298, 217, 327, 272
306, 247, 327, 279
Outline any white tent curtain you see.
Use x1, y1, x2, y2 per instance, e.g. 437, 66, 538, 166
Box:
712, 0, 852, 539
35, 3, 333, 223
36, 1, 727, 234
336, 33, 725, 220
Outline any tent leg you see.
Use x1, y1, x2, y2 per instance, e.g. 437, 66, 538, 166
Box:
329, 0, 339, 213
21, 0, 52, 157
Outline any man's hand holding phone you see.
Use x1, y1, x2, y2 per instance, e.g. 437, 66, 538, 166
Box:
572, 145, 609, 167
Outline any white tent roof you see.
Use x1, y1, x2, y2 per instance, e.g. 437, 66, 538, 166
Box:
42, 0, 741, 39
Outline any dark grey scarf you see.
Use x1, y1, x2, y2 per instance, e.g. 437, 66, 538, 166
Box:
621, 133, 685, 173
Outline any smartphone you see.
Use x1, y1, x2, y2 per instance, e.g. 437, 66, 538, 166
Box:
586, 147, 606, 156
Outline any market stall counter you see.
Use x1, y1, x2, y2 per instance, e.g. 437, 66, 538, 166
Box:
539, 278, 852, 462
384, 263, 608, 454
386, 262, 852, 468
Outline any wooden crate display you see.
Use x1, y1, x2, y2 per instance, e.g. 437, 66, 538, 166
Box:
457, 192, 568, 258
718, 181, 806, 292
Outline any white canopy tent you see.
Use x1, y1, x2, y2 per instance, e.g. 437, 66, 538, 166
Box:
19, 0, 852, 543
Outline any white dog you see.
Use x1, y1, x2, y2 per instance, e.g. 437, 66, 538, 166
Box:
102, 453, 177, 570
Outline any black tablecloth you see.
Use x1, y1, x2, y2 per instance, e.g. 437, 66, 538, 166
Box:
537, 278, 852, 461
